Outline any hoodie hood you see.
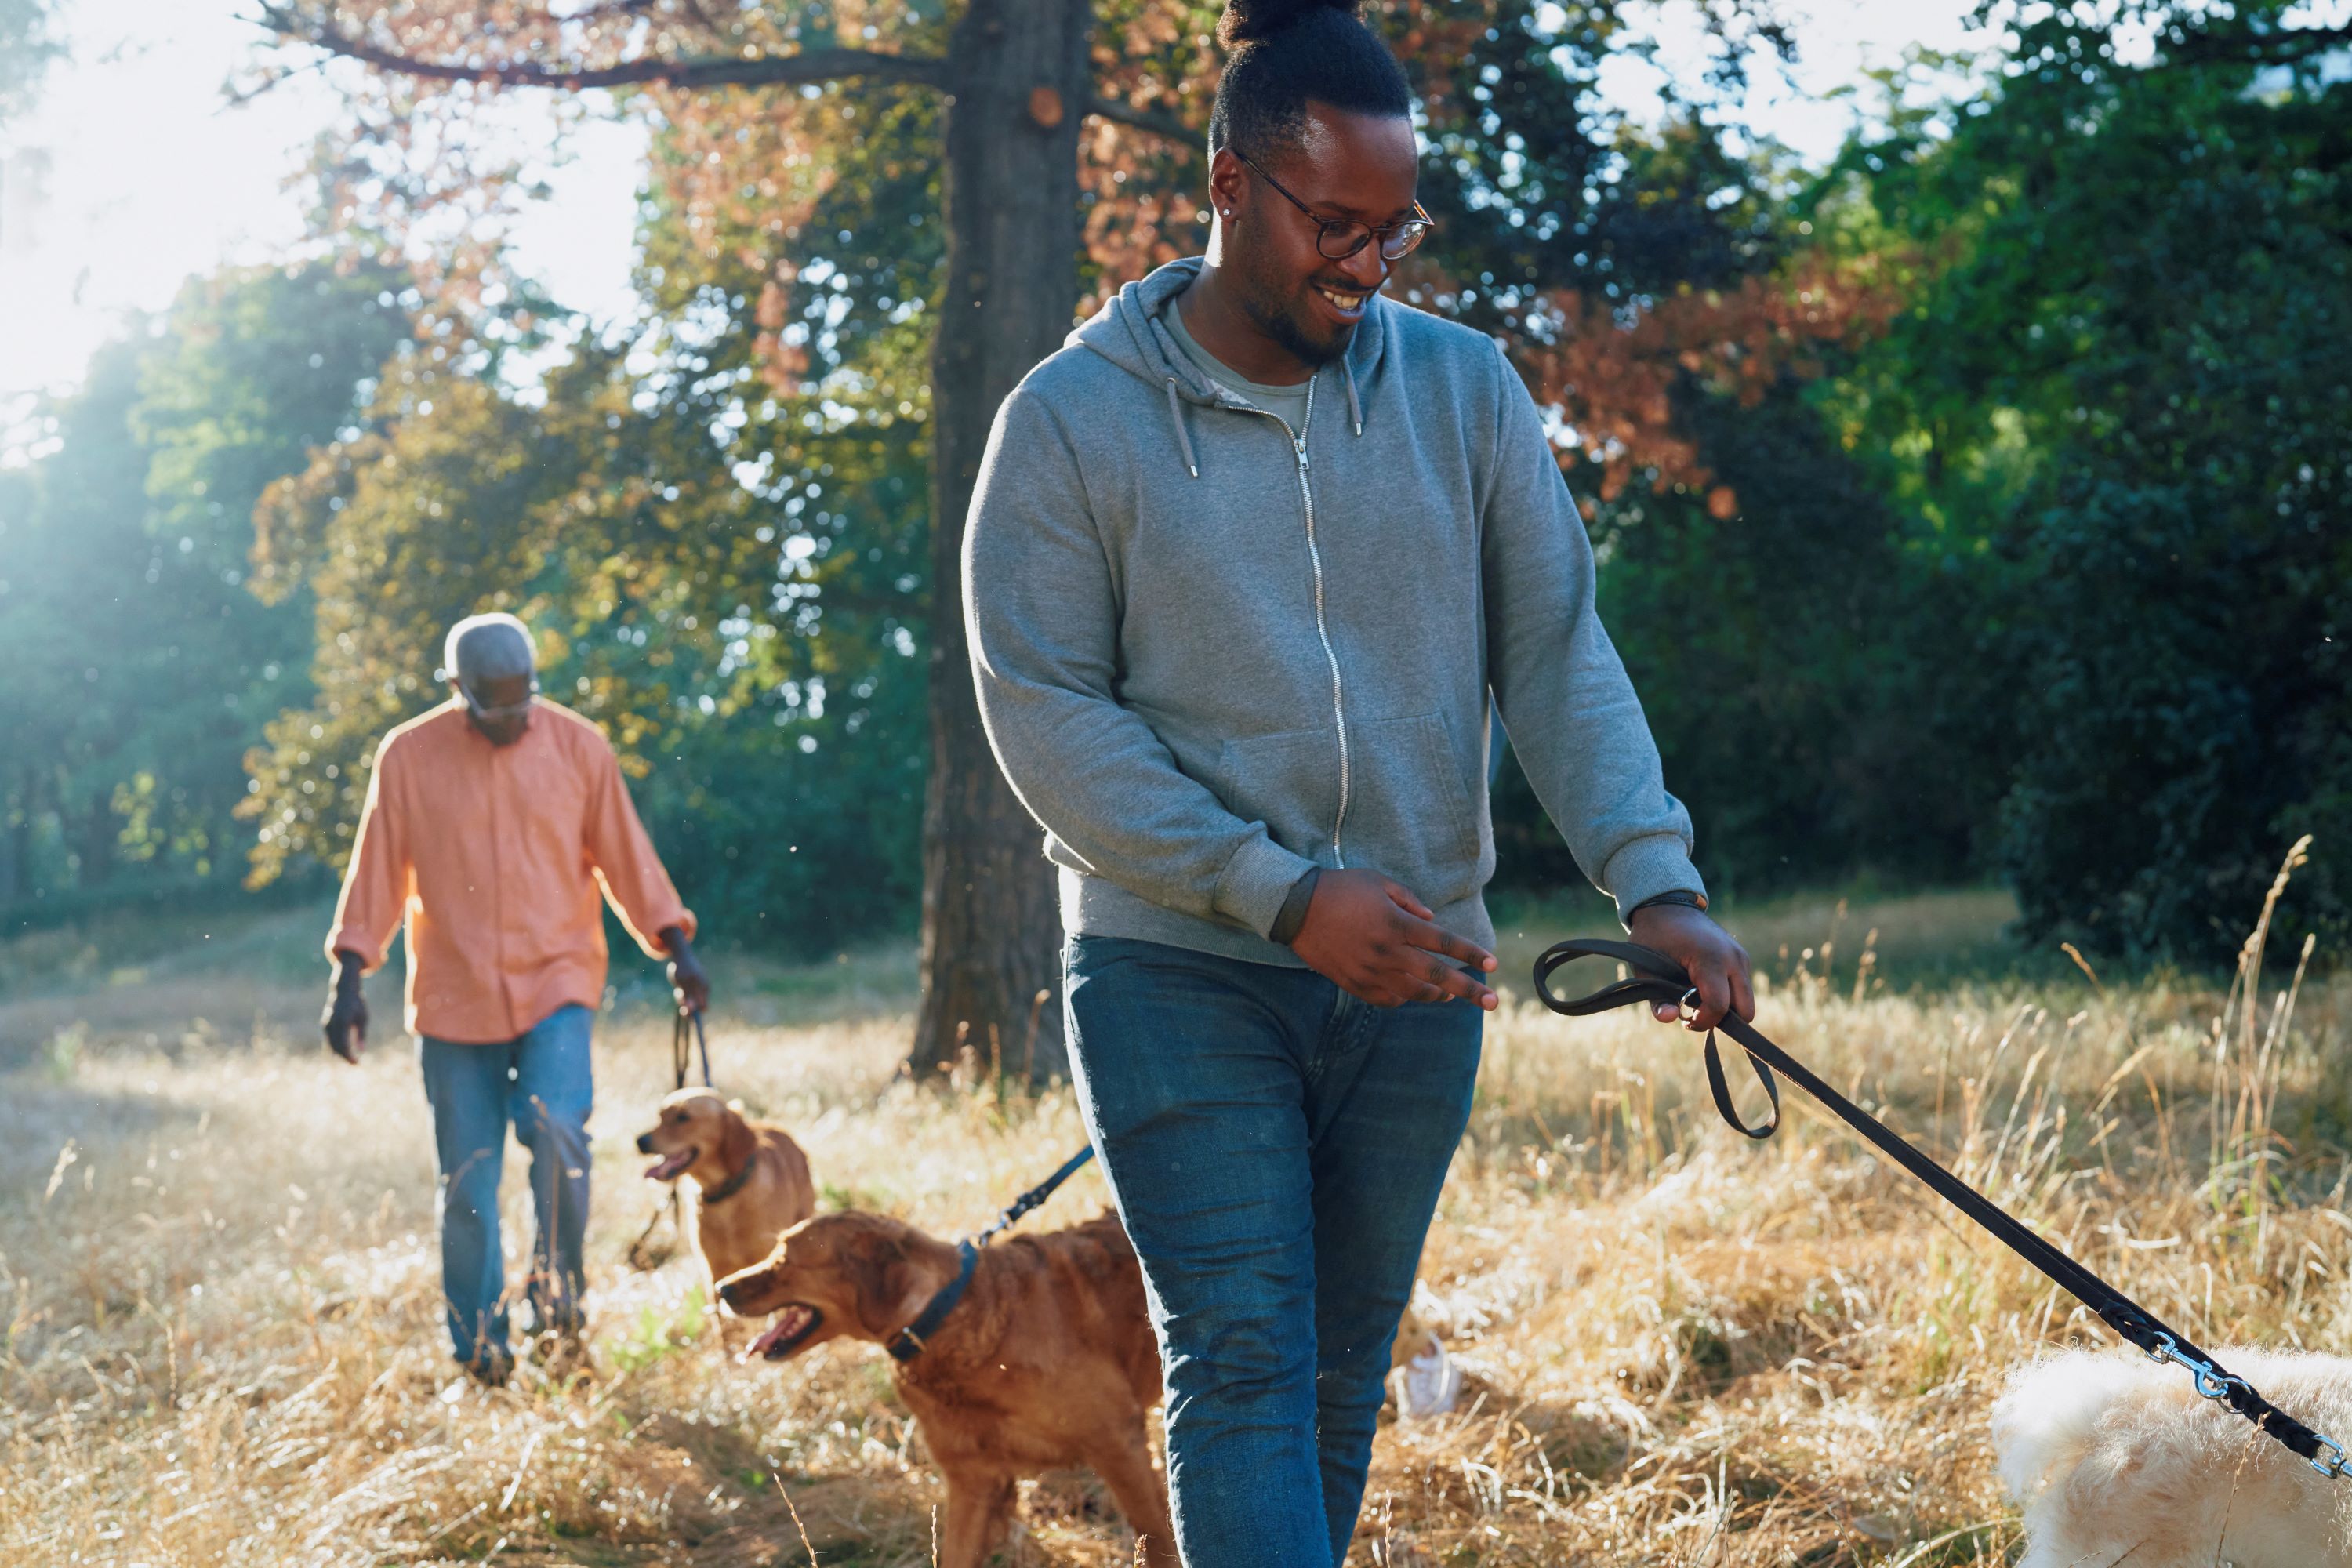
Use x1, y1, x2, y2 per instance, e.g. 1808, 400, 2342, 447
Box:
1069, 257, 1385, 477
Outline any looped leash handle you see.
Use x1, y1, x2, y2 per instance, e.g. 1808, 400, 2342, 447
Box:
1534, 938, 1780, 1139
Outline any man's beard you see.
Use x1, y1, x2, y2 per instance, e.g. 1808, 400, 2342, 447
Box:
470, 713, 531, 746
1235, 256, 1355, 369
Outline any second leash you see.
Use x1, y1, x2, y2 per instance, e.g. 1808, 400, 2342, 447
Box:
971, 1145, 1098, 1247
886, 1143, 1098, 1363
630, 1008, 717, 1272
673, 1007, 714, 1091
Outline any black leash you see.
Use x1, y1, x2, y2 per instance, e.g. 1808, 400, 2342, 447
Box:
1535, 936, 2348, 1479
673, 1007, 714, 1092
975, 1145, 1097, 1244
627, 1009, 717, 1272
887, 1145, 1096, 1363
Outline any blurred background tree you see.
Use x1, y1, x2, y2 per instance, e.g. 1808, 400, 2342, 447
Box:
1799, 0, 2352, 957
228, 0, 1865, 1068
0, 261, 409, 912
5, 0, 2347, 1007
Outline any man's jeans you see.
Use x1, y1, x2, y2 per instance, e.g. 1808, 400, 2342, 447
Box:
1064, 935, 1483, 1567
418, 1004, 594, 1367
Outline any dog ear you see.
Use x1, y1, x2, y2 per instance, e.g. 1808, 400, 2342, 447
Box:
847, 1229, 931, 1336
718, 1106, 757, 1175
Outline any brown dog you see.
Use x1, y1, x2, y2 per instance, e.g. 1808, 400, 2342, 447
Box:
634, 1089, 818, 1290
717, 1210, 1177, 1568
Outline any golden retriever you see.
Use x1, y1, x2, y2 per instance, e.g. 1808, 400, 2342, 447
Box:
1994, 1346, 2352, 1566
716, 1210, 1176, 1568
634, 1089, 818, 1290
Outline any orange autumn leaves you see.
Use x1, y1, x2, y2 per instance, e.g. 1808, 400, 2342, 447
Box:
1069, 1, 1904, 521
1512, 260, 1903, 517
330, 0, 1897, 510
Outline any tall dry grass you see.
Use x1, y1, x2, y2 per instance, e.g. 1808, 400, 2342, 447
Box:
1, 869, 2345, 1566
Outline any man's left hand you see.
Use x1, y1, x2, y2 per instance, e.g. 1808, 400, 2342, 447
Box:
1625, 903, 1753, 1031
660, 926, 710, 1015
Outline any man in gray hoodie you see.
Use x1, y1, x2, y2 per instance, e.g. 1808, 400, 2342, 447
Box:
962, 2, 1751, 1560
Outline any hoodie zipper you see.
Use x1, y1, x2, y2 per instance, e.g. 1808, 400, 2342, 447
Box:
1234, 376, 1351, 868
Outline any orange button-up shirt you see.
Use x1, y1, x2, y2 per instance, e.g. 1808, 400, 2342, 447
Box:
327, 698, 696, 1044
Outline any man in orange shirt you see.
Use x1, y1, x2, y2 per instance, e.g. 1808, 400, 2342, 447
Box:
321, 612, 708, 1385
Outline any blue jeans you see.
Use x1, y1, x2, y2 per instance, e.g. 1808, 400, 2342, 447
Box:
1064, 935, 1483, 1567
418, 1004, 595, 1366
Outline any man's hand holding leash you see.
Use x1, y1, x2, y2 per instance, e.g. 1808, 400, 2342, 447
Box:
662, 924, 710, 1016
1627, 899, 1753, 1030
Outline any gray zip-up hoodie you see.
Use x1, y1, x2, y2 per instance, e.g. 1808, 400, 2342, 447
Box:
963, 257, 1702, 970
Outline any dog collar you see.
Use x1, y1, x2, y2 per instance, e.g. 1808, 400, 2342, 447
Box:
698, 1156, 756, 1207
885, 1240, 978, 1363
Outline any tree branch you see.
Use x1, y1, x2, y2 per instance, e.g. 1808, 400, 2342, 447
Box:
1082, 93, 1201, 150
2164, 21, 2352, 69
254, 5, 946, 93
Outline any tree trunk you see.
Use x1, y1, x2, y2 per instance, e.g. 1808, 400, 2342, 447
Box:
0, 775, 24, 905
912, 0, 1093, 1076
78, 798, 114, 888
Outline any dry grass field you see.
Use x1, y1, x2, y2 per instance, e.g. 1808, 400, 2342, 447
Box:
2, 871, 2346, 1567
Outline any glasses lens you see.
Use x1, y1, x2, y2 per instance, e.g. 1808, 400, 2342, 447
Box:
1380, 222, 1429, 261
1316, 221, 1373, 260
464, 677, 537, 719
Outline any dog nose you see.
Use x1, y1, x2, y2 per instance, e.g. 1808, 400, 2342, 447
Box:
635, 1134, 654, 1154
716, 1278, 744, 1308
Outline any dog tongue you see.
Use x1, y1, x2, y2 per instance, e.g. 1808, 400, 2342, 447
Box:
644, 1149, 694, 1182
747, 1307, 811, 1360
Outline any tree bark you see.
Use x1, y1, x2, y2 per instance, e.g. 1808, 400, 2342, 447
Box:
0, 774, 24, 905
78, 797, 114, 888
912, 0, 1093, 1076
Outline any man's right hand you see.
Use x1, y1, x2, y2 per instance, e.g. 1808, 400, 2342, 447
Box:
322, 954, 368, 1063
1287, 868, 1499, 1010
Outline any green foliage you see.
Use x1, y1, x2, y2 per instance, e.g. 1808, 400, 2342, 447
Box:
0, 0, 61, 126
0, 261, 410, 920
604, 1285, 710, 1372
1409, 0, 1783, 319
1593, 384, 1985, 897
27, 0, 2349, 974
1809, 2, 2352, 957
241, 329, 929, 956
1432, 7, 1971, 901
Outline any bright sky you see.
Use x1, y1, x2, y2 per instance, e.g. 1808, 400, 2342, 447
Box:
0, 0, 1987, 404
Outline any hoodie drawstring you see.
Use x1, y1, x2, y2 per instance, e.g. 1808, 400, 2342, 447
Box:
1165, 377, 1200, 479
1343, 359, 1363, 437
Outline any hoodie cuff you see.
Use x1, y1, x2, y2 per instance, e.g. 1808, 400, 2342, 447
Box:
1214, 833, 1321, 941
1602, 835, 1707, 928
325, 928, 386, 976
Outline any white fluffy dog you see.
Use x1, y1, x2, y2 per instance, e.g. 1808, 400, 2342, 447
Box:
1994, 1347, 2352, 1566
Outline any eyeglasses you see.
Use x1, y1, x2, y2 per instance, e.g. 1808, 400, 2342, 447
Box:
1232, 148, 1433, 262
461, 675, 539, 722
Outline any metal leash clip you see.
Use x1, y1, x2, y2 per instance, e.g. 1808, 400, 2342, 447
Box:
2145, 1333, 2349, 1475
2146, 1333, 2248, 1403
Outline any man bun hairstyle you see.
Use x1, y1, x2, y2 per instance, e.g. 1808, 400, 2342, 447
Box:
1209, 0, 1412, 159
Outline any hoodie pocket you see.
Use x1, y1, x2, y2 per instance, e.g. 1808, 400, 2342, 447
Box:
1214, 727, 1344, 865
1340, 712, 1483, 904
1215, 713, 1482, 898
